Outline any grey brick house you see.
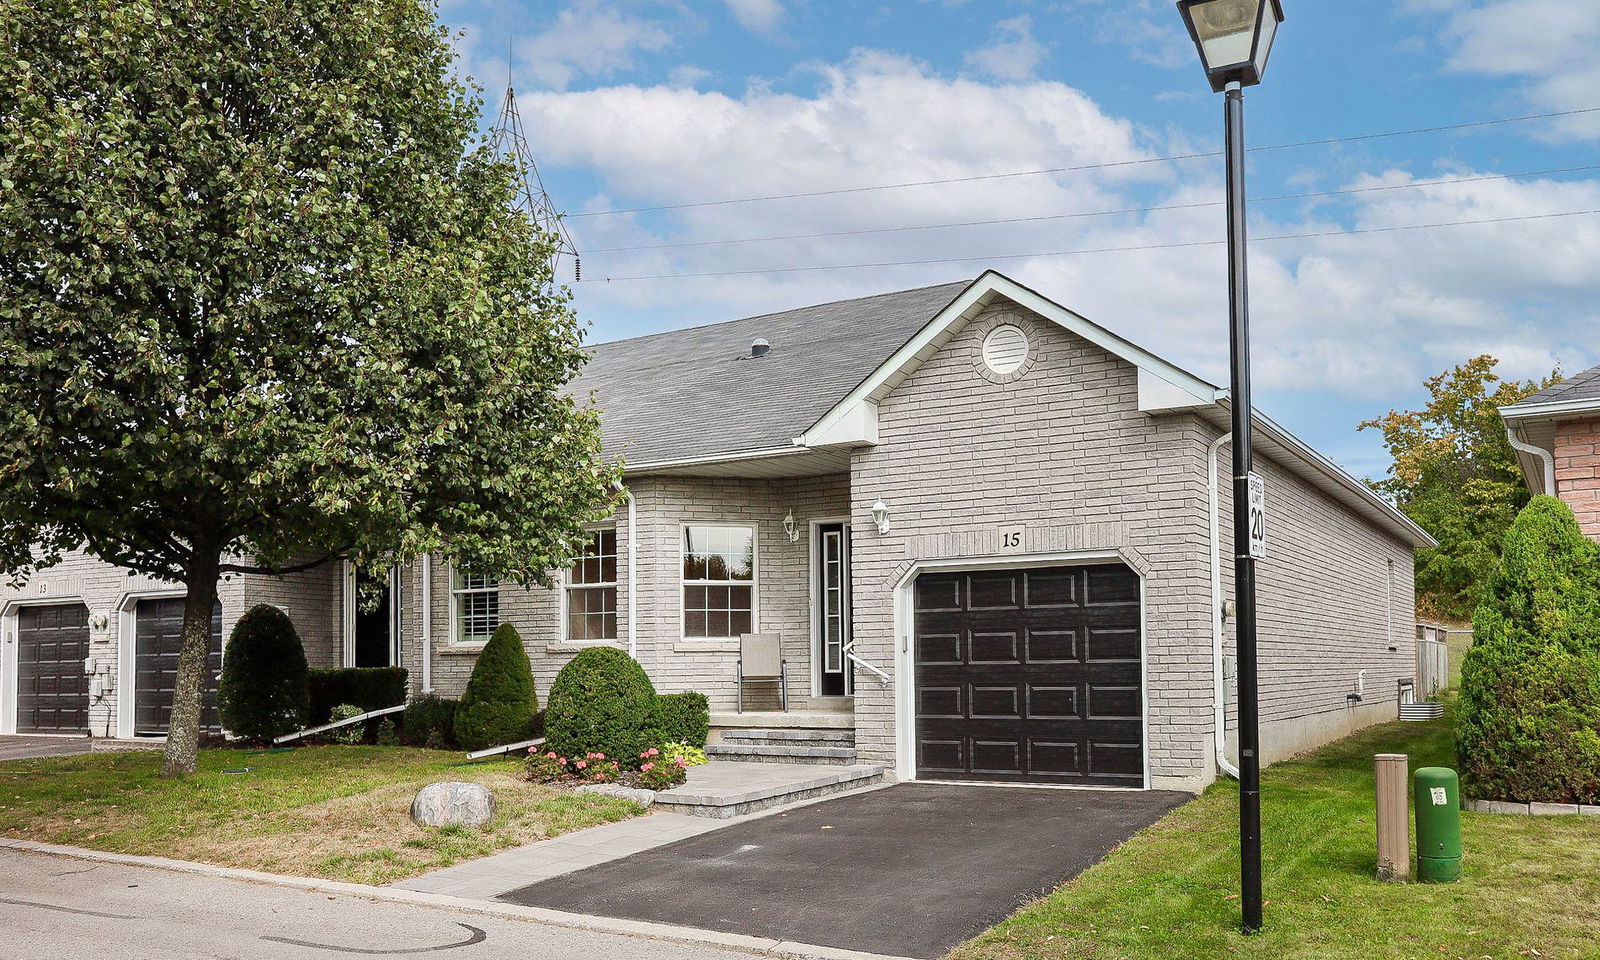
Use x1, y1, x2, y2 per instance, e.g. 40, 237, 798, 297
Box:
1, 271, 1432, 793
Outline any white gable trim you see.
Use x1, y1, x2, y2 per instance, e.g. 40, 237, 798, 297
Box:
796, 271, 1223, 448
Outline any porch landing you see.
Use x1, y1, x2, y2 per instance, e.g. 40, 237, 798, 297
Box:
654, 759, 883, 819
708, 709, 853, 732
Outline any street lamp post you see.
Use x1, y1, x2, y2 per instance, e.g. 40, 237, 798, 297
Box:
1175, 0, 1285, 936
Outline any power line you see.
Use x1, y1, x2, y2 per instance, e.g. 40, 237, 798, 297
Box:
583, 163, 1600, 253
565, 106, 1600, 219
573, 208, 1600, 283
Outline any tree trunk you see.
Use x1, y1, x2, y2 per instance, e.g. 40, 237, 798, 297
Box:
160, 549, 222, 778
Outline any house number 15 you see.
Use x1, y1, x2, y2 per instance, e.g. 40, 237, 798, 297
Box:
998, 524, 1025, 552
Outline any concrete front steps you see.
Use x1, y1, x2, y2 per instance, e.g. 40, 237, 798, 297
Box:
705, 728, 858, 765
652, 759, 883, 819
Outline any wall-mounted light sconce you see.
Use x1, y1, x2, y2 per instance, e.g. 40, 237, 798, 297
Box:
782, 508, 800, 543
871, 499, 891, 535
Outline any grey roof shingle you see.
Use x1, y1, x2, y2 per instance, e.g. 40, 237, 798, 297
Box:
572, 280, 971, 465
1519, 362, 1600, 406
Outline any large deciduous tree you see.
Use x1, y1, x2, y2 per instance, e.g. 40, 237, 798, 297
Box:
1361, 356, 1558, 621
0, 0, 618, 776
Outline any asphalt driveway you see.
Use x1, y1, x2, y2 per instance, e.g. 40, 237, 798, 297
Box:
0, 736, 93, 762
498, 783, 1188, 959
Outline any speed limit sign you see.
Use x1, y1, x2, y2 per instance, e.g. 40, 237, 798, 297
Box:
1247, 472, 1267, 559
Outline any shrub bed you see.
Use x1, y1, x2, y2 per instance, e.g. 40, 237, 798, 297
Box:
307, 667, 408, 725
402, 695, 460, 749
1457, 495, 1600, 804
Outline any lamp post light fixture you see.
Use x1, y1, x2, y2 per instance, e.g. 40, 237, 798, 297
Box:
1176, 0, 1284, 937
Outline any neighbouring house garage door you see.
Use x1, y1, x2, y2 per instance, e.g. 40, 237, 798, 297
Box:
16, 604, 91, 733
134, 598, 223, 736
913, 564, 1144, 787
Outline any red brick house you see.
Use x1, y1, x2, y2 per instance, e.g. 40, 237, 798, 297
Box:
1502, 363, 1600, 539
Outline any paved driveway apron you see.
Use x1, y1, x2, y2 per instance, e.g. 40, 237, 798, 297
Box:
499, 783, 1188, 959
0, 736, 93, 761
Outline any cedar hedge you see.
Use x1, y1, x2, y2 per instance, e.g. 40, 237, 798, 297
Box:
307, 667, 408, 725
453, 622, 540, 751
1456, 495, 1600, 805
216, 604, 309, 743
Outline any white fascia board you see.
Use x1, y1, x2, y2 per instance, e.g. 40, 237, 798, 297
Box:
1500, 397, 1600, 421
799, 270, 1223, 446
1138, 368, 1215, 413
795, 400, 878, 449
621, 446, 810, 474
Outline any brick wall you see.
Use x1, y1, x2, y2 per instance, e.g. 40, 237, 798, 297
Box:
1555, 417, 1600, 540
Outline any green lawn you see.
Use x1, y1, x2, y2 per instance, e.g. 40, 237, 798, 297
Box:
954, 713, 1600, 960
0, 745, 640, 884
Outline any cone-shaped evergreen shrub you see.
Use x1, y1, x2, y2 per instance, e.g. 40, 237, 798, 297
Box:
217, 604, 310, 743
546, 646, 657, 763
1457, 495, 1600, 804
453, 622, 539, 751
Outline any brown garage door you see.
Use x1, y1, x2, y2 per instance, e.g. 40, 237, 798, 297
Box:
134, 598, 223, 736
913, 564, 1144, 787
16, 604, 90, 733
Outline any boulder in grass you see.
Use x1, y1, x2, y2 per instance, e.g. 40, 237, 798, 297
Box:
410, 781, 495, 828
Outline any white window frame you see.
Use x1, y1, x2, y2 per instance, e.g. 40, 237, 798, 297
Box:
449, 566, 500, 647
561, 525, 620, 644
679, 521, 759, 642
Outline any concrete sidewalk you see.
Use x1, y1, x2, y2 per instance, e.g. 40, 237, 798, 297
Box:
0, 735, 93, 761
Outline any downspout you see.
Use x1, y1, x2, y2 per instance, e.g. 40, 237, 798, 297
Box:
420, 553, 432, 693
1209, 432, 1241, 780
625, 488, 638, 660
1506, 424, 1557, 496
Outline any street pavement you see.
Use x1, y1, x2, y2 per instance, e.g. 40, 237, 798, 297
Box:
0, 846, 769, 960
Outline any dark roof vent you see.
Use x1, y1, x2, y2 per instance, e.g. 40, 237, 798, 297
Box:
750, 338, 771, 358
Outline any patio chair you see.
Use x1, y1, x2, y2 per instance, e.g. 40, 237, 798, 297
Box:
736, 633, 788, 712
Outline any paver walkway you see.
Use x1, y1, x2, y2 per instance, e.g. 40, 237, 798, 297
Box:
0, 736, 93, 761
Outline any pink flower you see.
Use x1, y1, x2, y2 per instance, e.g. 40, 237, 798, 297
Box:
641, 762, 654, 772
546, 752, 557, 760
675, 757, 688, 768
576, 760, 587, 770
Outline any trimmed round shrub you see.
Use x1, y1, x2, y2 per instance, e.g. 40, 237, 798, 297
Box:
327, 703, 366, 744
453, 622, 539, 751
647, 691, 710, 748
216, 604, 309, 743
546, 647, 658, 764
402, 695, 459, 750
1457, 495, 1600, 804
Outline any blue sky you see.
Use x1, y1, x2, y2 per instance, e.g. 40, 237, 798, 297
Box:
439, 0, 1599, 480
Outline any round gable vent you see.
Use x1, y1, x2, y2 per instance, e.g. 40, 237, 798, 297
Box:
981, 324, 1030, 375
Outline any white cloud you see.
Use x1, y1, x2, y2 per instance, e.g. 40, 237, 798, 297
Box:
964, 15, 1049, 81
517, 0, 679, 91
724, 0, 783, 34
1432, 0, 1600, 139
513, 50, 1596, 407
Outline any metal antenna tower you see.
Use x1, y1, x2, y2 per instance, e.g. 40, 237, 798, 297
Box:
489, 54, 580, 283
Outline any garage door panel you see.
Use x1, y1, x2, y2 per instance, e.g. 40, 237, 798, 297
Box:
967, 631, 1019, 662
1026, 684, 1080, 719
915, 576, 963, 611
965, 572, 1021, 609
914, 563, 1143, 787
1024, 628, 1078, 662
16, 604, 90, 734
916, 632, 962, 664
1084, 566, 1140, 605
970, 739, 1023, 774
969, 685, 1022, 719
1023, 568, 1078, 607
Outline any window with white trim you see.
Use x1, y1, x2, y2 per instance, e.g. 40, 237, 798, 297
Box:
682, 524, 755, 639
451, 569, 499, 645
566, 527, 618, 642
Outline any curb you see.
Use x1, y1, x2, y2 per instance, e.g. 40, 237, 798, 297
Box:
0, 837, 917, 960
1463, 799, 1600, 817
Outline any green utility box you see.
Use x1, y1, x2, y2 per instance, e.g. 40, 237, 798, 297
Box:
1413, 767, 1463, 882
